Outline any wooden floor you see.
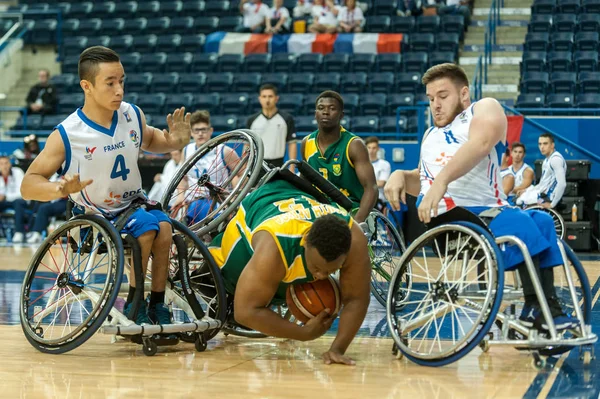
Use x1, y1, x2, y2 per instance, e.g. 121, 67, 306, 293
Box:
1, 245, 599, 398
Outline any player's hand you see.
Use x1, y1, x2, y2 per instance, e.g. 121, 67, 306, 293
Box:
165, 107, 191, 149
56, 174, 93, 196
418, 180, 447, 224
301, 309, 336, 341
322, 349, 356, 366
384, 170, 407, 211
541, 202, 552, 209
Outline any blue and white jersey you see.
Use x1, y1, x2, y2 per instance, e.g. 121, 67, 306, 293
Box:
58, 102, 144, 218
182, 142, 230, 199
538, 150, 566, 202
509, 162, 534, 188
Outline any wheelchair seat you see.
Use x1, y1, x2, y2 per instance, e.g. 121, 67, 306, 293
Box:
426, 206, 494, 236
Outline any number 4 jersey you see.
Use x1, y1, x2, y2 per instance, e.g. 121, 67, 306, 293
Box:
57, 102, 144, 218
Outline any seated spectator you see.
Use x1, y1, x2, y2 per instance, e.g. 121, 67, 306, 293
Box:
0, 156, 25, 241
25, 69, 57, 116
13, 134, 41, 162
293, 0, 313, 18
438, 0, 471, 26
398, 0, 422, 16
147, 149, 184, 202
266, 0, 292, 34
308, 0, 340, 33
338, 0, 364, 33
238, 0, 272, 33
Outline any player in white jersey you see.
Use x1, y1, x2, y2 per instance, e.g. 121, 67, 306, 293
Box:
500, 149, 515, 196
365, 136, 391, 208
384, 63, 577, 330
20, 46, 192, 329
508, 142, 535, 196
516, 133, 566, 208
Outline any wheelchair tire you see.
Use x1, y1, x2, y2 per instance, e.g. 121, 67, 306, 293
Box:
20, 215, 124, 354
526, 206, 565, 240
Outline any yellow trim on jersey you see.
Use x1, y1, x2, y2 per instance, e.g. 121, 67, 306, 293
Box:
346, 135, 357, 168
208, 205, 251, 268
304, 137, 319, 161
284, 255, 308, 283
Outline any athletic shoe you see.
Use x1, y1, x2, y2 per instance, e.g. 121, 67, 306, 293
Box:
27, 232, 42, 244
519, 304, 539, 328
123, 301, 151, 325
148, 302, 172, 325
12, 232, 23, 243
520, 303, 578, 331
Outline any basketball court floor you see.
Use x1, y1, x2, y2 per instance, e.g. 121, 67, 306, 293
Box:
1, 244, 599, 398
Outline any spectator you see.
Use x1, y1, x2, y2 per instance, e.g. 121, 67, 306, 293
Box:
500, 150, 515, 196
308, 0, 340, 33
247, 84, 297, 173
25, 69, 57, 116
238, 0, 272, 33
438, 0, 471, 26
293, 0, 313, 18
12, 134, 41, 161
397, 0, 421, 16
338, 0, 364, 33
266, 0, 292, 34
508, 142, 535, 198
147, 149, 184, 202
0, 156, 25, 241
365, 137, 391, 209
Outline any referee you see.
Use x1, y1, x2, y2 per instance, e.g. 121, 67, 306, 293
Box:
247, 84, 297, 173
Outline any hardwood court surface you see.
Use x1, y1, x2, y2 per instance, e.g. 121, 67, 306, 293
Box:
1, 246, 599, 398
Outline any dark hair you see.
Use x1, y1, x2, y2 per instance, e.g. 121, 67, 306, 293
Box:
306, 214, 352, 262
539, 133, 555, 143
365, 136, 379, 146
422, 63, 469, 89
190, 110, 211, 126
511, 142, 526, 153
78, 46, 120, 84
316, 90, 344, 110
259, 83, 278, 96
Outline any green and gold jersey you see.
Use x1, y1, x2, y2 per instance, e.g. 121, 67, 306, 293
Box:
208, 179, 353, 300
303, 128, 363, 208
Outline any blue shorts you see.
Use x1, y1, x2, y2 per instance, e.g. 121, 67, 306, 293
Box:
118, 208, 171, 238
487, 207, 563, 270
187, 198, 213, 225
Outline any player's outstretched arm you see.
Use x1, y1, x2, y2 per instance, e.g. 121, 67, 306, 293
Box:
140, 107, 191, 154
349, 139, 378, 223
385, 168, 420, 211
325, 221, 370, 365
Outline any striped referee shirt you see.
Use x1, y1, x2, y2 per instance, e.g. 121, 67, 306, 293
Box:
247, 110, 296, 164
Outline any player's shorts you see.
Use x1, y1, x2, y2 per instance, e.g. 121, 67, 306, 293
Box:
186, 198, 214, 226
120, 208, 171, 238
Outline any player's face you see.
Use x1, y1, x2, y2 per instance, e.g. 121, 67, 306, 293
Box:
38, 70, 49, 85
259, 89, 278, 111
426, 78, 469, 128
86, 62, 125, 112
511, 147, 525, 163
538, 138, 554, 156
171, 150, 182, 163
0, 158, 10, 176
366, 142, 379, 161
191, 122, 213, 146
305, 245, 346, 281
315, 97, 343, 130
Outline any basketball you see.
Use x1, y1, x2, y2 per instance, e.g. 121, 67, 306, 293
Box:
286, 276, 342, 324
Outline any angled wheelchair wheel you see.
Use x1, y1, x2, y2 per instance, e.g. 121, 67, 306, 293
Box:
527, 206, 565, 240
161, 129, 264, 238
20, 215, 124, 354
366, 210, 408, 308
387, 222, 504, 367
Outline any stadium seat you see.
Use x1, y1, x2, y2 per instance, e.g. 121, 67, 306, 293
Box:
313, 73, 341, 92
553, 14, 577, 33
520, 72, 549, 93
531, 0, 557, 14
151, 73, 180, 93
61, 56, 79, 74
396, 72, 422, 94
350, 54, 376, 73
57, 94, 84, 114
165, 93, 194, 111
30, 19, 57, 45
436, 33, 460, 54
441, 15, 465, 36
170, 17, 195, 35
555, 0, 580, 14
409, 33, 435, 52
178, 73, 207, 93
529, 14, 553, 32
575, 93, 600, 108
50, 74, 76, 94
145, 17, 170, 35
233, 73, 262, 93
549, 72, 577, 93
574, 51, 598, 72
343, 93, 360, 116
278, 94, 304, 114
288, 73, 314, 93
360, 94, 387, 116
260, 73, 289, 92
192, 53, 219, 73
134, 90, 166, 112
137, 1, 159, 19
140, 53, 167, 73
244, 54, 272, 73
379, 116, 403, 134
341, 73, 368, 94
40, 115, 69, 132
120, 53, 141, 73
192, 93, 220, 114
295, 116, 317, 133
578, 71, 600, 93
402, 52, 429, 73
377, 54, 402, 73
123, 93, 139, 105
78, 18, 101, 37
340, 116, 352, 131
351, 116, 379, 133
99, 18, 124, 37
217, 54, 244, 73
211, 115, 238, 132
194, 17, 219, 35
416, 15, 441, 33
62, 19, 80, 37
218, 16, 242, 31
375, 0, 398, 15
525, 32, 550, 51
180, 34, 206, 53
125, 73, 153, 93
516, 93, 546, 108
577, 14, 600, 32
12, 114, 42, 131
369, 72, 395, 94
182, 0, 205, 16
301, 93, 319, 115
323, 53, 350, 73
547, 51, 572, 72
297, 54, 323, 73
391, 16, 415, 34
574, 32, 599, 52
205, 1, 230, 17
387, 93, 415, 116
113, 1, 138, 20
546, 93, 574, 108
63, 36, 88, 57
581, 0, 600, 13
271, 53, 298, 73
367, 16, 391, 33
67, 2, 92, 19
156, 34, 182, 53
160, 1, 183, 18
166, 53, 193, 73
132, 35, 157, 54
522, 52, 547, 72
429, 52, 456, 67
205, 73, 234, 92
220, 93, 249, 114
108, 35, 133, 55
550, 32, 574, 52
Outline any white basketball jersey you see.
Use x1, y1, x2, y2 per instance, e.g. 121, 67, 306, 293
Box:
510, 163, 534, 188
58, 102, 144, 218
537, 151, 566, 202
419, 103, 508, 214
183, 142, 230, 198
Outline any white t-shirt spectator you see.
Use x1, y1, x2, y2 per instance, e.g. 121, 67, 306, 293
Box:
372, 158, 391, 202
242, 2, 272, 28
337, 6, 364, 26
312, 5, 340, 26
271, 6, 292, 30
0, 167, 25, 202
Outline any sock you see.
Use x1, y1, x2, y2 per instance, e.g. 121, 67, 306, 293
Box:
541, 267, 556, 300
517, 256, 543, 306
126, 285, 136, 304
150, 291, 165, 307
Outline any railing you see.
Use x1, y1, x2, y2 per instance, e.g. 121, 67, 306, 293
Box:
0, 10, 63, 61
483, 0, 503, 84
472, 55, 483, 100
512, 108, 600, 116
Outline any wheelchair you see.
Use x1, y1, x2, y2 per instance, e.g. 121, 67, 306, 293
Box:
19, 200, 229, 356
160, 129, 408, 336
386, 206, 596, 369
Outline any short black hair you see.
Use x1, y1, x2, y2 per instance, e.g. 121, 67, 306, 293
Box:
306, 214, 352, 262
259, 83, 278, 96
316, 90, 344, 110
511, 142, 526, 153
79, 46, 120, 84
539, 133, 555, 144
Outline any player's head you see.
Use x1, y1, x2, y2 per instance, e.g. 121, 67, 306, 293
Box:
0, 156, 11, 176
315, 91, 344, 131
258, 84, 279, 112
538, 133, 555, 156
78, 46, 124, 111
170, 149, 183, 164
274, 0, 283, 7
422, 63, 470, 128
38, 69, 50, 85
190, 110, 213, 146
305, 214, 352, 280
365, 136, 380, 161
511, 142, 526, 163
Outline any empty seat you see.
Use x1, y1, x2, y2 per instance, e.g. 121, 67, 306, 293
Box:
342, 93, 360, 115
166, 53, 193, 73
171, 17, 195, 35
57, 94, 84, 114
288, 73, 314, 93
192, 53, 219, 73
396, 72, 422, 94
194, 17, 219, 34
12, 114, 42, 131
441, 15, 465, 36
369, 73, 395, 94
220, 93, 249, 114
377, 53, 402, 73
140, 53, 167, 73
578, 71, 600, 93
137, 93, 166, 114
574, 32, 599, 52
151, 73, 180, 93
180, 34, 206, 53
520, 72, 550, 93
165, 93, 194, 111
575, 93, 600, 108
555, 0, 580, 13
67, 2, 92, 19
341, 73, 368, 94
109, 35, 133, 55
244, 54, 272, 73
211, 115, 238, 132
233, 73, 262, 93
193, 93, 220, 114
578, 14, 600, 33
120, 53, 141, 73
218, 54, 244, 73
375, 0, 398, 15
78, 18, 101, 37
295, 116, 317, 133
436, 33, 460, 54
547, 51, 572, 72
62, 19, 80, 37
313, 73, 341, 92
30, 19, 57, 45
546, 93, 574, 108
218, 16, 242, 31
532, 0, 557, 13
416, 15, 440, 33
137, 1, 159, 19
160, 1, 183, 18
367, 16, 391, 33
529, 14, 552, 32
271, 53, 297, 73
182, 0, 205, 16
350, 54, 376, 73
132, 34, 157, 53
387, 93, 415, 115
522, 51, 547, 72
63, 36, 88, 57
351, 116, 379, 133
581, 0, 600, 13
100, 18, 124, 36
126, 18, 147, 36
205, 1, 230, 17
550, 32, 574, 52
260, 73, 289, 91
297, 53, 323, 73
50, 74, 76, 94
178, 73, 207, 93
41, 115, 69, 131
525, 32, 550, 51
574, 51, 598, 72
391, 16, 415, 34
402, 52, 428, 73
278, 94, 304, 114
156, 34, 182, 53
126, 73, 153, 93
410, 33, 435, 52
323, 53, 350, 73
360, 94, 387, 116
379, 116, 403, 134
113, 1, 138, 20
205, 73, 234, 92
516, 93, 546, 108
62, 56, 80, 74
429, 52, 456, 67
145, 17, 170, 35
553, 14, 577, 33
550, 72, 577, 93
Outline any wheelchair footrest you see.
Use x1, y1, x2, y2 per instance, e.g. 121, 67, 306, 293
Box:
489, 332, 597, 349
101, 318, 221, 336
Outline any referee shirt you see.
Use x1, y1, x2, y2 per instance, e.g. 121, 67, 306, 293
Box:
247, 110, 296, 166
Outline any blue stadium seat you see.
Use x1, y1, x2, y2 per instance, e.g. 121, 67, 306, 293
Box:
123, 93, 139, 105
67, 2, 92, 19
62, 19, 80, 37
391, 16, 415, 34
529, 14, 552, 32
516, 93, 546, 108
126, 73, 153, 94
323, 53, 350, 73
127, 18, 148, 36
211, 115, 238, 132
151, 73, 180, 93
26, 4, 49, 21
532, 0, 557, 14
581, 0, 600, 13
297, 53, 323, 73
520, 72, 549, 93
416, 15, 441, 33
379, 116, 403, 134
260, 73, 288, 92
360, 94, 386, 116
546, 93, 574, 108
182, 1, 205, 16
171, 17, 195, 35
550, 72, 577, 93
525, 32, 550, 51
574, 32, 599, 52
575, 93, 600, 108
441, 15, 465, 36
99, 18, 125, 37
577, 14, 600, 32
156, 34, 182, 53
429, 52, 456, 67
574, 51, 598, 72
113, 1, 138, 20
145, 17, 170, 35
351, 116, 379, 133
248, 95, 261, 112
12, 115, 42, 131
57, 94, 84, 114
340, 116, 351, 131
402, 52, 428, 73
177, 73, 207, 93
547, 51, 573, 72
233, 73, 262, 93
78, 18, 101, 37
40, 115, 69, 132
62, 56, 79, 74
166, 53, 193, 73
140, 53, 167, 73
180, 34, 206, 53
218, 54, 244, 73
387, 93, 415, 116
295, 116, 317, 133
375, 0, 397, 15
278, 94, 304, 114
192, 53, 219, 73
137, 1, 159, 19
165, 93, 194, 111
30, 19, 57, 45
205, 73, 234, 92
288, 73, 314, 93
313, 73, 341, 92
369, 73, 395, 94
109, 35, 133, 55
522, 52, 547, 72
396, 72, 422, 94
194, 17, 219, 35
120, 53, 141, 73
220, 93, 249, 114
367, 16, 391, 33
243, 54, 272, 73
86, 36, 110, 49
350, 54, 376, 73
50, 74, 76, 94
90, 2, 115, 19
340, 73, 367, 94
550, 32, 574, 52
343, 93, 360, 116
160, 1, 183, 18
271, 53, 298, 73
377, 54, 402, 73
301, 93, 319, 114
218, 16, 243, 31
63, 37, 87, 57
579, 71, 600, 93
555, 0, 580, 14
553, 14, 577, 33
137, 94, 166, 115
205, 1, 230, 17
436, 33, 460, 54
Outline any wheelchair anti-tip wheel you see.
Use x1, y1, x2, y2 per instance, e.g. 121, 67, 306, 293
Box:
387, 222, 505, 367
20, 215, 124, 354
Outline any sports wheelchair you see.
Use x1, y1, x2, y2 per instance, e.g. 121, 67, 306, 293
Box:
386, 206, 596, 369
159, 129, 407, 337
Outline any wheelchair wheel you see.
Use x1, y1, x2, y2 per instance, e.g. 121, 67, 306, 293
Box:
20, 215, 124, 354
387, 222, 504, 367
527, 206, 565, 240
161, 130, 264, 237
366, 210, 408, 308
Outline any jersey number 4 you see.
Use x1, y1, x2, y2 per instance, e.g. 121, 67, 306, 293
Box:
110, 155, 131, 181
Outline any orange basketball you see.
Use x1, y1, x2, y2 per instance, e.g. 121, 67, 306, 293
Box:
286, 276, 341, 324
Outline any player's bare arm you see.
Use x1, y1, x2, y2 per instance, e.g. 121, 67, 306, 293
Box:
513, 168, 534, 193
385, 168, 420, 211
21, 130, 93, 202
140, 106, 191, 153
325, 221, 371, 365
348, 139, 378, 223
234, 231, 335, 341
223, 146, 243, 187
